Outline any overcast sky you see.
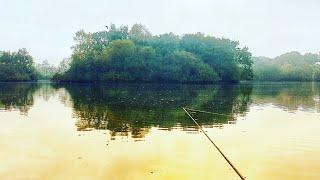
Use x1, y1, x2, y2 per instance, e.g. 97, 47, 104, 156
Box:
1, 0, 319, 64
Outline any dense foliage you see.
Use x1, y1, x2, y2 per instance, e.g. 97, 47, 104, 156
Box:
253, 52, 320, 81
52, 24, 253, 83
0, 49, 38, 81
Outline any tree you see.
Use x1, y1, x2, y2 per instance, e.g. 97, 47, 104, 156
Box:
57, 58, 71, 73
236, 47, 253, 80
36, 60, 58, 79
0, 49, 38, 81
52, 24, 253, 83
253, 52, 320, 81
153, 51, 219, 82
129, 23, 152, 42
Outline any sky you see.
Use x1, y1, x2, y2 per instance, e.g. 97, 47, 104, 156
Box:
1, 0, 320, 64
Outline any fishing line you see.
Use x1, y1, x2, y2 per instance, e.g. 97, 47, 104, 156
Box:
183, 107, 245, 180
184, 107, 233, 117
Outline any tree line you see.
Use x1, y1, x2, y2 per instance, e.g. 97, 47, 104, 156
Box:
0, 49, 38, 81
52, 23, 253, 83
35, 58, 71, 80
253, 52, 320, 81
1, 24, 320, 83
0, 49, 71, 81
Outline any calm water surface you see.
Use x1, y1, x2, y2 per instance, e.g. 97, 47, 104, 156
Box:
0, 82, 319, 179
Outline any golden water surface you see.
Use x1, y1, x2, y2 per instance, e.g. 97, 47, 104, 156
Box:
0, 82, 319, 179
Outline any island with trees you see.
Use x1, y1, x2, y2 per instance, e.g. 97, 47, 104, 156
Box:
52, 24, 253, 83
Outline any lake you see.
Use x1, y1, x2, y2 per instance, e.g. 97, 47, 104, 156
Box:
0, 82, 319, 180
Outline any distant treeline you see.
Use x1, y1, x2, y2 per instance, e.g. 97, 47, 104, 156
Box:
35, 58, 70, 80
52, 24, 253, 83
0, 49, 71, 81
253, 52, 320, 81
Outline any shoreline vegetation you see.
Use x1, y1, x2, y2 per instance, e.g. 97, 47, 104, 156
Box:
0, 49, 38, 82
0, 24, 319, 83
52, 23, 253, 83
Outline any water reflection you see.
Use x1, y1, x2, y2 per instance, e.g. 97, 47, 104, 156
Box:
1, 82, 319, 139
53, 83, 252, 139
0, 83, 39, 115
252, 82, 320, 112
1, 82, 320, 180
0, 83, 61, 115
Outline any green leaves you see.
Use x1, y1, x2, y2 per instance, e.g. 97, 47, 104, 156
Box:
0, 49, 38, 81
53, 24, 253, 83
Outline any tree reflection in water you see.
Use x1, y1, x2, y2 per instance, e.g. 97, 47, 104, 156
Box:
0, 83, 39, 115
2, 82, 318, 140
0, 82, 60, 115
252, 82, 320, 112
54, 83, 253, 139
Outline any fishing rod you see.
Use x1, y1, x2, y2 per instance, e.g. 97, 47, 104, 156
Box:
182, 107, 245, 180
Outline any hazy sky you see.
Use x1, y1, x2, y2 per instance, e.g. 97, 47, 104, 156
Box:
1, 0, 319, 64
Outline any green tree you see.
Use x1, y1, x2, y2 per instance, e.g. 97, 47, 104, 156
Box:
253, 52, 320, 82
0, 48, 38, 81
129, 23, 152, 42
53, 24, 253, 83
36, 60, 58, 80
